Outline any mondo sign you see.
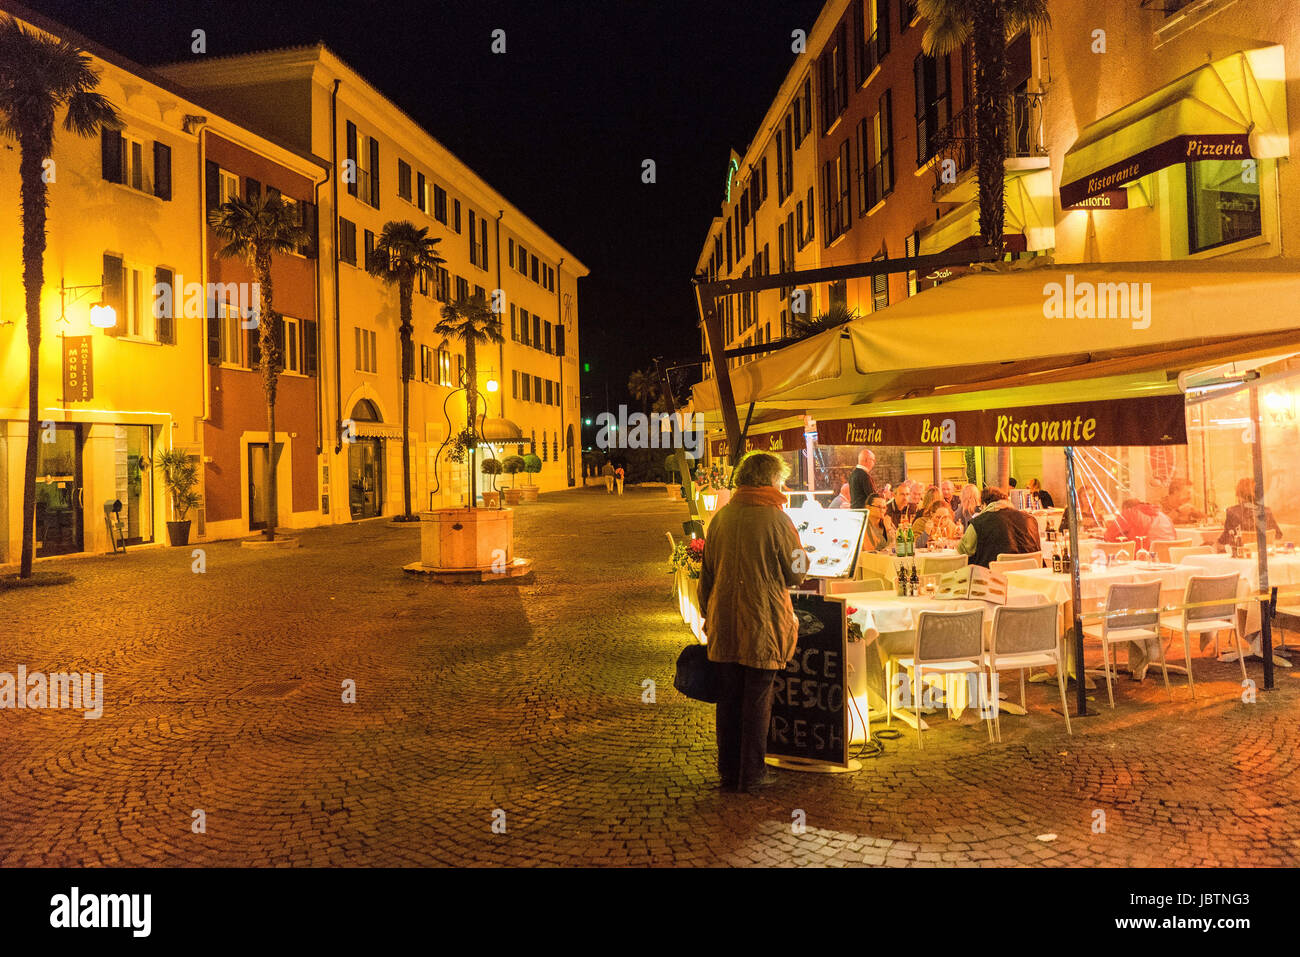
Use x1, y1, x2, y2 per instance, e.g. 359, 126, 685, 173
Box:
62, 336, 94, 402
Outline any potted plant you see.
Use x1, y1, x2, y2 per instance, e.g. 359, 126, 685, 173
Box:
155, 448, 202, 546
519, 453, 542, 502
694, 462, 729, 512
481, 457, 503, 508
501, 454, 525, 505
665, 454, 685, 500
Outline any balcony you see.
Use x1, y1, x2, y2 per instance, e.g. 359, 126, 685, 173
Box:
927, 91, 1048, 200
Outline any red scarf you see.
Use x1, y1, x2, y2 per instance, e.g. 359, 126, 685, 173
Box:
730, 485, 788, 507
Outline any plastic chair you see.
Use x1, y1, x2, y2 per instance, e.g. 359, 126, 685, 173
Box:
1082, 580, 1167, 708
1151, 539, 1193, 564
1169, 544, 1213, 565
991, 556, 1041, 576
996, 551, 1041, 566
1158, 573, 1245, 696
987, 602, 1072, 739
894, 608, 994, 748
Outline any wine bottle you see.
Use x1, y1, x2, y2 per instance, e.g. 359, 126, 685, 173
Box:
909, 563, 920, 596
896, 563, 907, 597
1052, 542, 1062, 574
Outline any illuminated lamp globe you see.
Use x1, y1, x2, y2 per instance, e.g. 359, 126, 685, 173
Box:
485, 378, 499, 393
89, 302, 117, 328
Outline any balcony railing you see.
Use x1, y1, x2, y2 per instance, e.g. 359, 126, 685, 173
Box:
928, 91, 1047, 197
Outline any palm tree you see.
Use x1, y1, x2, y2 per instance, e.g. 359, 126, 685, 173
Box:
0, 17, 118, 578
627, 369, 658, 415
435, 293, 504, 507
919, 0, 1050, 253
787, 303, 856, 339
367, 221, 444, 521
208, 193, 306, 540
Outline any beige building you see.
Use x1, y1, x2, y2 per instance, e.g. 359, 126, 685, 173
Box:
0, 2, 325, 562
160, 46, 587, 516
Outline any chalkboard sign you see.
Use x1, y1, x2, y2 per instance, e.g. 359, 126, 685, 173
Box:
767, 593, 851, 770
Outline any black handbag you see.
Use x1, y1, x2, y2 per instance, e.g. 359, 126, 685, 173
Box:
673, 643, 721, 703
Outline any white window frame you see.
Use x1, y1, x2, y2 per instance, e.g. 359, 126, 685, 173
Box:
219, 298, 245, 368
122, 262, 155, 341
282, 316, 301, 374
355, 326, 378, 374
121, 134, 151, 194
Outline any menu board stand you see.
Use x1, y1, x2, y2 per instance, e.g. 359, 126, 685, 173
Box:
767, 593, 862, 773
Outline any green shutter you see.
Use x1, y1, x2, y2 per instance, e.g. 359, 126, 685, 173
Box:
101, 128, 123, 183
152, 142, 171, 199
102, 253, 124, 337
154, 267, 175, 344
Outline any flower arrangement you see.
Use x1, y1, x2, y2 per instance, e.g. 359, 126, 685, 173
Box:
445, 427, 478, 464
669, 536, 705, 578
693, 463, 729, 493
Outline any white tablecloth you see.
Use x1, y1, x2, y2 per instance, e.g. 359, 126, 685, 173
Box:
1173, 525, 1222, 546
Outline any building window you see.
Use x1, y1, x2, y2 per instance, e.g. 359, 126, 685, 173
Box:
823, 140, 852, 244
516, 244, 529, 276
820, 21, 850, 133
217, 297, 245, 367
861, 90, 894, 212
339, 218, 358, 266
417, 171, 428, 212
434, 266, 450, 302
363, 229, 376, 270
508, 238, 515, 268
433, 184, 447, 224
419, 344, 432, 382
871, 253, 888, 311
355, 326, 378, 373
914, 52, 952, 166
1187, 160, 1262, 254
512, 370, 520, 399
533, 375, 542, 403
455, 275, 469, 301
282, 316, 301, 373
532, 314, 541, 346
397, 159, 412, 202
806, 187, 815, 245
530, 255, 539, 283
218, 169, 240, 206
544, 321, 553, 354
469, 210, 480, 266
453, 199, 461, 233
520, 311, 531, 346
521, 374, 531, 401
438, 347, 454, 386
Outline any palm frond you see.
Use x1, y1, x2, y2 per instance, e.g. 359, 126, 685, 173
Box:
209, 194, 308, 267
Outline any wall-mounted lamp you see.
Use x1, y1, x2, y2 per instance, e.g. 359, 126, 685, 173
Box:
485, 378, 499, 393
60, 277, 116, 330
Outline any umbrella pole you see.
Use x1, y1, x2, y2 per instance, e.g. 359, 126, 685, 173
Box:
1248, 386, 1275, 691
1065, 446, 1094, 716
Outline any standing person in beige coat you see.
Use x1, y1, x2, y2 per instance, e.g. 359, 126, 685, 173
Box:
698, 451, 808, 793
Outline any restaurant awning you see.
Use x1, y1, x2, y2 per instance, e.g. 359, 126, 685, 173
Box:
689, 257, 1300, 419
918, 169, 1056, 258
1059, 45, 1289, 208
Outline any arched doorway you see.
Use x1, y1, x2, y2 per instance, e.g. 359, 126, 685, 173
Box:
348, 399, 384, 519
566, 425, 575, 486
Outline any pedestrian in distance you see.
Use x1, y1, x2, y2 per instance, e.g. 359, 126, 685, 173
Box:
615, 465, 625, 495
602, 460, 615, 493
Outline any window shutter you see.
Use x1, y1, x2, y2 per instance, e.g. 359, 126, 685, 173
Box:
205, 160, 220, 212
102, 253, 124, 337
102, 128, 123, 183
555, 324, 565, 357
267, 186, 281, 205
300, 202, 318, 258
303, 319, 318, 376
480, 219, 489, 271
206, 295, 221, 364
153, 141, 171, 200
416, 171, 426, 211
154, 267, 175, 343
246, 178, 261, 203
346, 120, 358, 197
368, 137, 380, 206
248, 324, 261, 369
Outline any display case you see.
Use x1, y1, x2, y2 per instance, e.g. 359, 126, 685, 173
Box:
784, 503, 867, 579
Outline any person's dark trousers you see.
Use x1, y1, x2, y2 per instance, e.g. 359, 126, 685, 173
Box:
715, 662, 778, 790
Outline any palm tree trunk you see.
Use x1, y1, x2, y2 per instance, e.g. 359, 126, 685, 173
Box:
258, 260, 278, 540
466, 335, 477, 507
972, 3, 1007, 253
399, 279, 414, 519
19, 133, 49, 578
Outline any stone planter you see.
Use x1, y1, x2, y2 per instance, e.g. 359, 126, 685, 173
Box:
502, 488, 523, 506
667, 484, 684, 501
518, 485, 539, 503
481, 491, 501, 508
404, 508, 531, 582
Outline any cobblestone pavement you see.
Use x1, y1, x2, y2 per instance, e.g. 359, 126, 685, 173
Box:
2, 485, 1299, 867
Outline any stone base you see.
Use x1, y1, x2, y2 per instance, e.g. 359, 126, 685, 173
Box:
240, 535, 300, 549
403, 557, 533, 583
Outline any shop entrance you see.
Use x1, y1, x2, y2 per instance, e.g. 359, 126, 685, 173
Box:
348, 439, 383, 519
115, 425, 153, 544
35, 423, 84, 556
566, 425, 575, 486
248, 442, 282, 531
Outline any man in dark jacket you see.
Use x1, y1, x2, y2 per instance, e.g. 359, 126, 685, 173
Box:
848, 448, 877, 509
958, 487, 1041, 567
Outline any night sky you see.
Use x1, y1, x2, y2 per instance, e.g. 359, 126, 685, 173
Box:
21, 0, 826, 411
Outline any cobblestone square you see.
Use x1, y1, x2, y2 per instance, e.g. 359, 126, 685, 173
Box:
2, 486, 1299, 867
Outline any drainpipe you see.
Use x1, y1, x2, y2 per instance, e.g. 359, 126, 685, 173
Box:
495, 209, 504, 418
311, 162, 329, 456
556, 257, 566, 478
197, 121, 210, 424
330, 79, 344, 454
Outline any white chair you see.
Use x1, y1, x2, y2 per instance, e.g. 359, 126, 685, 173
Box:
996, 551, 1041, 566
1082, 580, 1168, 708
1159, 573, 1246, 697
987, 602, 1072, 740
1151, 539, 1193, 564
991, 556, 1041, 576
895, 608, 994, 748
1169, 544, 1213, 565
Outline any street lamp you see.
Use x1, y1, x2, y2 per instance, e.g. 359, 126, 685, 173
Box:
89, 302, 117, 328
60, 277, 116, 330
485, 377, 499, 393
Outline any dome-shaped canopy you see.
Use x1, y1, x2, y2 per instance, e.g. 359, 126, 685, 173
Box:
479, 417, 525, 443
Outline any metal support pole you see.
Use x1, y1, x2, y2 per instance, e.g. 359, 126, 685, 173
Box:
1249, 386, 1275, 691
695, 284, 744, 467
1065, 446, 1091, 716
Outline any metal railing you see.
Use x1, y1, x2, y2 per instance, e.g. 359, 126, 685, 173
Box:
928, 91, 1047, 196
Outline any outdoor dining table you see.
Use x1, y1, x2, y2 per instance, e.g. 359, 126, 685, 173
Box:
1175, 552, 1300, 664
837, 592, 1018, 731
855, 548, 968, 586
1174, 524, 1223, 546
1003, 563, 1193, 679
